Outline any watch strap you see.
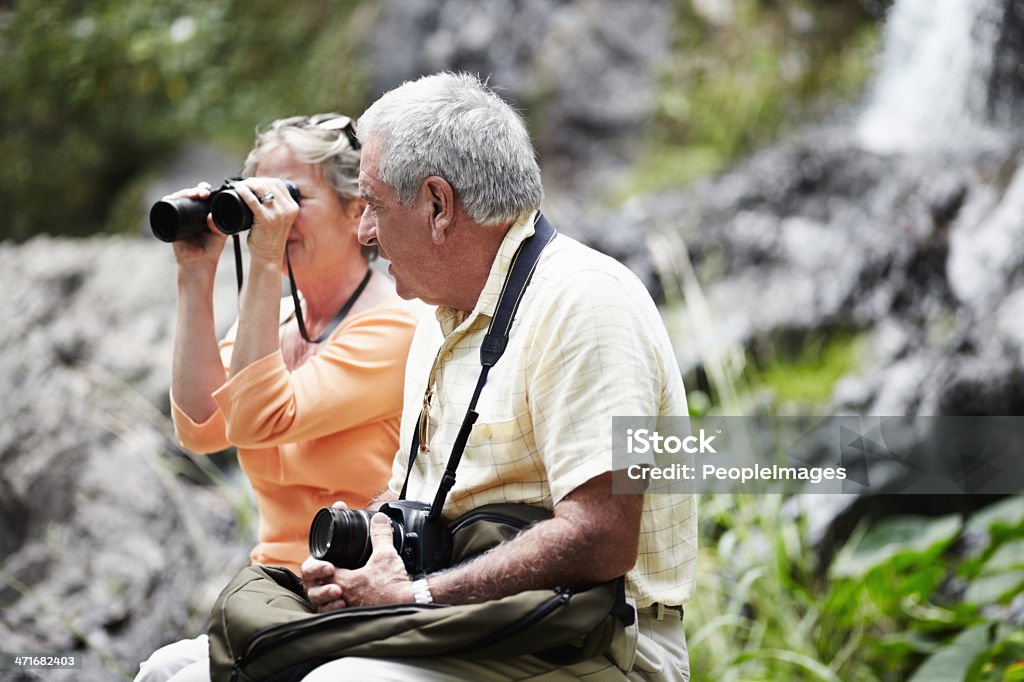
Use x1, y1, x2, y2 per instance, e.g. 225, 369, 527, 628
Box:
412, 577, 433, 605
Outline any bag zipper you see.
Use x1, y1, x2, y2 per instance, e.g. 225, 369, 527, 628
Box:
445, 587, 573, 656
235, 602, 442, 671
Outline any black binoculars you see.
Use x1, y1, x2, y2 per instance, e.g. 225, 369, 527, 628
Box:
149, 178, 300, 242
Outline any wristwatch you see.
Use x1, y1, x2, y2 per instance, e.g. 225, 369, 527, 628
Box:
412, 578, 434, 605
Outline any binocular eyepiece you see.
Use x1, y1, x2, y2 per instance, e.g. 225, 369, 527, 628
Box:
149, 178, 300, 243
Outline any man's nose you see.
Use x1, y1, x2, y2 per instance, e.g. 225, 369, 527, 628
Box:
357, 207, 377, 246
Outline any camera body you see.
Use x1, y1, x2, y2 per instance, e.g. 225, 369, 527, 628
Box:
149, 177, 300, 243
309, 500, 453, 577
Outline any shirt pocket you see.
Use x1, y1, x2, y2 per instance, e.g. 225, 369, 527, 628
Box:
463, 413, 547, 486
467, 413, 531, 450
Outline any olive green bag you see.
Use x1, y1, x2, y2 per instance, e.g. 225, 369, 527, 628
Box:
207, 503, 632, 682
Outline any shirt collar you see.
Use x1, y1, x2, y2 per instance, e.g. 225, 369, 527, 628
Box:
435, 210, 537, 336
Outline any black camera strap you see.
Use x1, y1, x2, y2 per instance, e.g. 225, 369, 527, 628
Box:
399, 213, 557, 519
230, 236, 372, 344
286, 254, 373, 344
232, 235, 244, 293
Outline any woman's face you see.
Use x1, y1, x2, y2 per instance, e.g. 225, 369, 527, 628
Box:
254, 145, 362, 274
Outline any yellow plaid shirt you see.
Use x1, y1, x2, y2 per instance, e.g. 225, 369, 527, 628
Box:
389, 213, 697, 607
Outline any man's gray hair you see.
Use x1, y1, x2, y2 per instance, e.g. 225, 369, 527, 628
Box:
357, 72, 544, 226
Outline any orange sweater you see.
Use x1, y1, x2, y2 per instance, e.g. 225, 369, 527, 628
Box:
172, 296, 422, 573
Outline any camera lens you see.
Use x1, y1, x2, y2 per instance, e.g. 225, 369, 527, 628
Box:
210, 190, 253, 235
309, 508, 374, 569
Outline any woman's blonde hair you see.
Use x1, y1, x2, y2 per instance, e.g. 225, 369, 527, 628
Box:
243, 113, 371, 257
243, 113, 360, 196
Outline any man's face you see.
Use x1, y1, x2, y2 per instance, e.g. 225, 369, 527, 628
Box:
358, 139, 441, 303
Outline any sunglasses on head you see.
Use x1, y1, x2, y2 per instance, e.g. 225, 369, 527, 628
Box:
275, 114, 360, 150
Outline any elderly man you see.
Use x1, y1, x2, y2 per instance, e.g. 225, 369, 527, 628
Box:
301, 71, 697, 681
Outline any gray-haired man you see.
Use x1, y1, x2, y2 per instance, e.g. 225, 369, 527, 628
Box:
301, 72, 697, 681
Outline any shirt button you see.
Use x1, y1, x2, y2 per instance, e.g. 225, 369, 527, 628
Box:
445, 350, 454, 360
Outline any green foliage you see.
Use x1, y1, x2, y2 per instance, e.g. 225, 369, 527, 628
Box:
746, 329, 866, 405
0, 0, 368, 241
657, 236, 1024, 679
626, 0, 883, 196
908, 625, 994, 682
830, 514, 962, 580
690, 496, 1024, 681
1, 0, 885, 236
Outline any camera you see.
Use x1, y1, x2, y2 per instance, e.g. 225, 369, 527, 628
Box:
309, 501, 453, 576
149, 178, 300, 243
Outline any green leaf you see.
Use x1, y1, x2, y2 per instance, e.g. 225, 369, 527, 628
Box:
734, 648, 843, 682
966, 627, 1024, 681
876, 630, 944, 655
907, 624, 993, 682
965, 497, 1024, 538
963, 570, 1024, 606
981, 539, 1024, 574
1005, 662, 1024, 682
831, 514, 962, 579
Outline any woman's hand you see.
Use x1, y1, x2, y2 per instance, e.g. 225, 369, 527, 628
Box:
166, 182, 228, 273
232, 177, 300, 265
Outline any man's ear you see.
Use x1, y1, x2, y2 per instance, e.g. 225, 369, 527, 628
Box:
422, 176, 454, 244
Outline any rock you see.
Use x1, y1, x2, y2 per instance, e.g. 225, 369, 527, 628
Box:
0, 236, 250, 681
367, 0, 674, 196
947, 157, 1024, 314
985, 0, 1024, 125
582, 0, 1024, 551
580, 124, 1024, 424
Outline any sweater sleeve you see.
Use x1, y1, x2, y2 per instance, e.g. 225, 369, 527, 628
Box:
212, 303, 417, 449
170, 394, 232, 454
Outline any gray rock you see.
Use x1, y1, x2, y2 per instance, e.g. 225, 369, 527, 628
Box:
582, 125, 1024, 424
947, 160, 1024, 314
0, 236, 251, 681
368, 0, 673, 196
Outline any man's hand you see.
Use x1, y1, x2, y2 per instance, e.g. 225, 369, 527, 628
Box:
301, 513, 413, 612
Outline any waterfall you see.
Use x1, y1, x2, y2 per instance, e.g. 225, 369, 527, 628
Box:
857, 0, 1008, 153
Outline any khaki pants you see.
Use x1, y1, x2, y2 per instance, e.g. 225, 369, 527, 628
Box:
136, 606, 688, 682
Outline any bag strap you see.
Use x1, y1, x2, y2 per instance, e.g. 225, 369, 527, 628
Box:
398, 213, 557, 507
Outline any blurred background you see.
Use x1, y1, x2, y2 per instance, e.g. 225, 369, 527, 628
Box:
2, 0, 1023, 679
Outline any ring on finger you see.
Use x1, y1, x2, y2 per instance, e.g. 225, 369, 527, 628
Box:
260, 192, 276, 205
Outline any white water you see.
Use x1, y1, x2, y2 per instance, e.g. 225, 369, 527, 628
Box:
857, 0, 1004, 153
